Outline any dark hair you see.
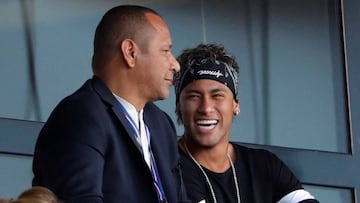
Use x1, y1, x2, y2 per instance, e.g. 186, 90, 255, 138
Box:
174, 43, 240, 123
175, 43, 240, 99
92, 5, 161, 70
177, 43, 240, 78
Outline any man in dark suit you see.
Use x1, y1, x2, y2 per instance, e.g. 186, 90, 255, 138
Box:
32, 5, 186, 203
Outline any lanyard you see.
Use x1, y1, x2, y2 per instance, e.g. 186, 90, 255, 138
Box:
118, 102, 141, 140
118, 102, 167, 202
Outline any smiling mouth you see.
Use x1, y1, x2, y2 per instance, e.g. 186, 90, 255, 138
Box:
196, 120, 219, 126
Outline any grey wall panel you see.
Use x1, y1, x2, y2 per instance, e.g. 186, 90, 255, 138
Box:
0, 118, 43, 155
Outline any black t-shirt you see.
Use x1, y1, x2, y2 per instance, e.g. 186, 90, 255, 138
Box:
179, 143, 316, 203
202, 166, 239, 203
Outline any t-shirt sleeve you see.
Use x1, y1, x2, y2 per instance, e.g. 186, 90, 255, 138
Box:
267, 151, 303, 200
260, 150, 318, 202
244, 148, 303, 202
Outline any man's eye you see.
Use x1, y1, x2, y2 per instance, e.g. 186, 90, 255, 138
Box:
213, 94, 225, 98
187, 94, 199, 99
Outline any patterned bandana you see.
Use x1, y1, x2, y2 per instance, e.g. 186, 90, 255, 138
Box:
174, 58, 239, 102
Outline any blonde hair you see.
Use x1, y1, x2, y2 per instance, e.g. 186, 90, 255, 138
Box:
4, 186, 61, 203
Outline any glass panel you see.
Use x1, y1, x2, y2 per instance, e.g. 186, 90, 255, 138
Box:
0, 0, 349, 153
0, 1, 31, 120
0, 154, 355, 203
304, 184, 353, 203
199, 0, 349, 153
0, 118, 43, 155
0, 154, 33, 199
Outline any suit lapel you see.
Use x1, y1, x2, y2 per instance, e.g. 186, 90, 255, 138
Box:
112, 105, 143, 153
91, 76, 143, 154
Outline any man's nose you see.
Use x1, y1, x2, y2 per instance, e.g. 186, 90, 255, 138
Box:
170, 54, 180, 72
197, 97, 214, 114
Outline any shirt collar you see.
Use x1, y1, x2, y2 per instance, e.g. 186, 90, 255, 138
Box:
112, 93, 144, 129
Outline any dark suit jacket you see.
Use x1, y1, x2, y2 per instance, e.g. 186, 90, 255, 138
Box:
33, 76, 187, 203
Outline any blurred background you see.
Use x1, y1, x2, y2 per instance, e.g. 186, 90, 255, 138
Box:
0, 0, 359, 202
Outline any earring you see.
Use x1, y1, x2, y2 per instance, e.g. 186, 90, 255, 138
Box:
234, 111, 239, 116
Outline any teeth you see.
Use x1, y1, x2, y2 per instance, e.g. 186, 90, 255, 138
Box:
196, 120, 218, 125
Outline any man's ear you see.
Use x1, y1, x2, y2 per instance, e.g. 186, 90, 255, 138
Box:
121, 39, 137, 68
176, 103, 183, 124
233, 101, 240, 116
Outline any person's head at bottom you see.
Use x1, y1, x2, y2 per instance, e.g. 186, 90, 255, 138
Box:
0, 186, 62, 203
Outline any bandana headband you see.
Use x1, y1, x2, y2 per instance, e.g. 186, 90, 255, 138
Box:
174, 59, 238, 102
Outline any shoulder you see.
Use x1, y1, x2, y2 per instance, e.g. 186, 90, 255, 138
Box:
50, 79, 97, 113
49, 78, 112, 120
232, 143, 289, 175
39, 78, 115, 146
232, 143, 280, 161
232, 143, 306, 201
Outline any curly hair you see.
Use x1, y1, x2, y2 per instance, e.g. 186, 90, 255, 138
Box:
174, 43, 240, 123
177, 43, 239, 76
174, 43, 240, 99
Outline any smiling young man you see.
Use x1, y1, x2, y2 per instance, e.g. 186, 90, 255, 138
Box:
173, 43, 319, 203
